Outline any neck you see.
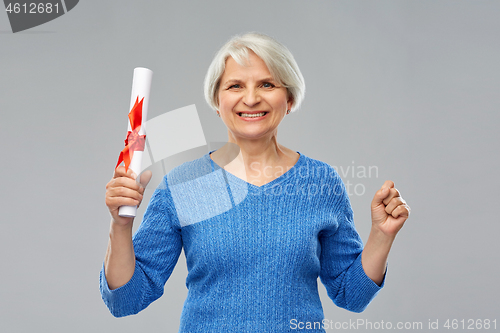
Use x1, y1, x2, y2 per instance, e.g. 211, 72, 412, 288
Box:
210, 130, 298, 187
225, 130, 285, 168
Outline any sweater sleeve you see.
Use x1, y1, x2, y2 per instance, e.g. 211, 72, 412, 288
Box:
318, 179, 385, 313
100, 176, 183, 317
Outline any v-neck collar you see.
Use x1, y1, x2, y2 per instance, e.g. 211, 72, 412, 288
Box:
206, 150, 306, 191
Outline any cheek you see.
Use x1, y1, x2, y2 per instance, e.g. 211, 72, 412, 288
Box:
272, 94, 289, 110
218, 93, 236, 111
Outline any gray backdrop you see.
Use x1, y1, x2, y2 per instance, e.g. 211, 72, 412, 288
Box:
1, 1, 499, 332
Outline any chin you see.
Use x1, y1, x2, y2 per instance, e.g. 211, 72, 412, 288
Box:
233, 128, 276, 140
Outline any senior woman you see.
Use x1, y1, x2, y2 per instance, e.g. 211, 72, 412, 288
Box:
101, 32, 410, 332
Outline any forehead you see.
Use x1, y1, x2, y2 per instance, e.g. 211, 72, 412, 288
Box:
221, 52, 272, 81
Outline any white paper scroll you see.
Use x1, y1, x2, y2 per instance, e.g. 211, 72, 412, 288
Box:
118, 67, 153, 218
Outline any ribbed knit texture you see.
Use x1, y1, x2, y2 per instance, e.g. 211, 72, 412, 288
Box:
100, 151, 384, 332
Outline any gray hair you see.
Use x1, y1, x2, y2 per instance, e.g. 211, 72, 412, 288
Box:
204, 32, 305, 113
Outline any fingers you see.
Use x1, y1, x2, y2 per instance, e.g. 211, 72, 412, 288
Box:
383, 188, 400, 206
385, 197, 406, 217
111, 167, 151, 191
105, 195, 141, 209
106, 182, 143, 208
113, 166, 137, 180
106, 167, 152, 213
107, 185, 143, 201
382, 180, 395, 189
106, 175, 142, 193
377, 181, 410, 219
388, 202, 411, 219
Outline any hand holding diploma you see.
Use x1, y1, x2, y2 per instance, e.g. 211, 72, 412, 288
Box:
103, 67, 153, 289
105, 167, 152, 227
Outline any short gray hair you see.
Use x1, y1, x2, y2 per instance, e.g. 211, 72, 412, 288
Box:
204, 32, 305, 113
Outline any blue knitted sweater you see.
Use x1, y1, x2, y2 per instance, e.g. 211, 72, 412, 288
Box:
100, 151, 384, 332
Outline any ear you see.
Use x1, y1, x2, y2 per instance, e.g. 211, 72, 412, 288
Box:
287, 94, 294, 112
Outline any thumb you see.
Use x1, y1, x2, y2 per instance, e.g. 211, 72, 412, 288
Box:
139, 170, 153, 189
371, 183, 392, 209
371, 187, 389, 208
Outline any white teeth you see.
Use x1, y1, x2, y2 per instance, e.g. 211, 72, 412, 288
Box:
240, 112, 266, 118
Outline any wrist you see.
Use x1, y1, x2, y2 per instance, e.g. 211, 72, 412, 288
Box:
368, 226, 396, 249
109, 218, 134, 236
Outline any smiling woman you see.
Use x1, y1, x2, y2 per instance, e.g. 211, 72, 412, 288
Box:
204, 32, 305, 114
100, 32, 411, 333
218, 52, 291, 138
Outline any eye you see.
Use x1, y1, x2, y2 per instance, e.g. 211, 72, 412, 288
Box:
262, 82, 275, 88
228, 84, 241, 89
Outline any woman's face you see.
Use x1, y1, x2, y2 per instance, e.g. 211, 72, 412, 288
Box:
217, 50, 293, 142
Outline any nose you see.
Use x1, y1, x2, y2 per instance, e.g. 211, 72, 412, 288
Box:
242, 88, 261, 108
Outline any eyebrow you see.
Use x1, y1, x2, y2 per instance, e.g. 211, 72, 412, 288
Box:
221, 77, 278, 87
258, 77, 276, 83
221, 79, 243, 87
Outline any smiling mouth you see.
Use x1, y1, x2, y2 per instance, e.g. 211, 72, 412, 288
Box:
238, 112, 268, 118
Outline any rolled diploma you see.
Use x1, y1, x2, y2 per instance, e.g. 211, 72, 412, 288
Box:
118, 67, 153, 218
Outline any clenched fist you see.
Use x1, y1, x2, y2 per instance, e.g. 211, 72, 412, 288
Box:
370, 180, 411, 238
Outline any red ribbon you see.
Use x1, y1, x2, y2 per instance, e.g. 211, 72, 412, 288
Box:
116, 97, 146, 172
